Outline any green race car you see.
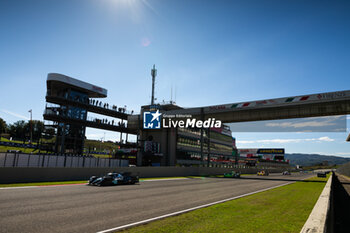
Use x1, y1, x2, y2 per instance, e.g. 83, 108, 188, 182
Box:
224, 171, 241, 178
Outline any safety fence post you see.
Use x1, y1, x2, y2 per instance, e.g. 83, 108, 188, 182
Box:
3, 152, 7, 167
27, 154, 31, 167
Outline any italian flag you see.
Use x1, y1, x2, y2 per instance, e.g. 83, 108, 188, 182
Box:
285, 96, 310, 102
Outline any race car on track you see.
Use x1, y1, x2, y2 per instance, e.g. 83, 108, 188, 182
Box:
88, 172, 139, 186
224, 171, 241, 178
282, 171, 291, 175
257, 170, 269, 176
317, 172, 327, 178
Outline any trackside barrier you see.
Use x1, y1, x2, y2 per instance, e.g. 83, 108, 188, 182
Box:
0, 166, 286, 184
300, 173, 333, 233
0, 152, 128, 168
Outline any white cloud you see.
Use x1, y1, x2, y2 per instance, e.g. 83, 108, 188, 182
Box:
258, 139, 302, 143
334, 152, 350, 157
237, 140, 256, 144
266, 121, 335, 128
311, 152, 350, 157
237, 136, 335, 144
318, 136, 335, 142
1, 109, 29, 120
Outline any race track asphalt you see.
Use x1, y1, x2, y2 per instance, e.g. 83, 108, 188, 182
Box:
0, 173, 314, 233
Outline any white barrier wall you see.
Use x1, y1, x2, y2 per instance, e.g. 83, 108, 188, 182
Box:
0, 153, 129, 168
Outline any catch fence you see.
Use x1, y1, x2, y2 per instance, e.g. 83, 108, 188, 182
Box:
0, 152, 129, 168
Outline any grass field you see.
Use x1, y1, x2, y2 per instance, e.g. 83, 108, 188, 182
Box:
120, 175, 328, 233
0, 136, 39, 153
0, 137, 38, 145
0, 146, 36, 153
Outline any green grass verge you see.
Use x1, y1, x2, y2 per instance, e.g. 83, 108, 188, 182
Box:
120, 175, 328, 233
0, 146, 36, 153
0, 137, 38, 145
0, 180, 88, 187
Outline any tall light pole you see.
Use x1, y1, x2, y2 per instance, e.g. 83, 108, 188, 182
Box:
151, 64, 157, 105
28, 109, 32, 144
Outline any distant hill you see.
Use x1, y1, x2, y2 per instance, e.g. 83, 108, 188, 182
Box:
285, 153, 350, 166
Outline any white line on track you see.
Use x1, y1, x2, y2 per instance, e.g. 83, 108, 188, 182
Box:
96, 181, 294, 233
0, 183, 86, 190
0, 186, 40, 190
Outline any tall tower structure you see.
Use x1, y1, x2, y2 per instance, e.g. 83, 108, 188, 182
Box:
151, 64, 157, 105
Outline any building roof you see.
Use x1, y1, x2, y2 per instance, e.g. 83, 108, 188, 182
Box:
47, 73, 107, 98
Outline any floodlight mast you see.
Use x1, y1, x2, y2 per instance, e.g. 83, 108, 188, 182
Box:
151, 64, 157, 105
28, 109, 32, 144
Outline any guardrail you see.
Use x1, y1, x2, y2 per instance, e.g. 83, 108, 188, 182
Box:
0, 152, 129, 168
300, 173, 333, 233
0, 166, 286, 184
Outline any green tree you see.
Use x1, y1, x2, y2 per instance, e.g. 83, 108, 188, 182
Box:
43, 127, 55, 140
0, 117, 7, 140
9, 120, 28, 142
32, 120, 44, 143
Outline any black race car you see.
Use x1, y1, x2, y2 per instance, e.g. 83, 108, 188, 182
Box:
88, 172, 139, 186
317, 172, 327, 178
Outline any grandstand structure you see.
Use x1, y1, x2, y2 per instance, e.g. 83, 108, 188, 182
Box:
43, 73, 136, 155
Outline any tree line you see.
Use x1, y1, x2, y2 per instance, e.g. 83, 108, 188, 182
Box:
0, 117, 49, 143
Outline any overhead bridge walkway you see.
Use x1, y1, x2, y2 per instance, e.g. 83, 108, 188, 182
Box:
43, 111, 137, 134
46, 95, 130, 120
164, 90, 350, 123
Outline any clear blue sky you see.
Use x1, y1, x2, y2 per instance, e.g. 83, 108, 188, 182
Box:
0, 0, 349, 156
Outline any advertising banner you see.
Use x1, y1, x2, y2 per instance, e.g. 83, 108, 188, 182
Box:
257, 148, 285, 154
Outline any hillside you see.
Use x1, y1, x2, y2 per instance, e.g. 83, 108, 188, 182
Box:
285, 153, 350, 166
